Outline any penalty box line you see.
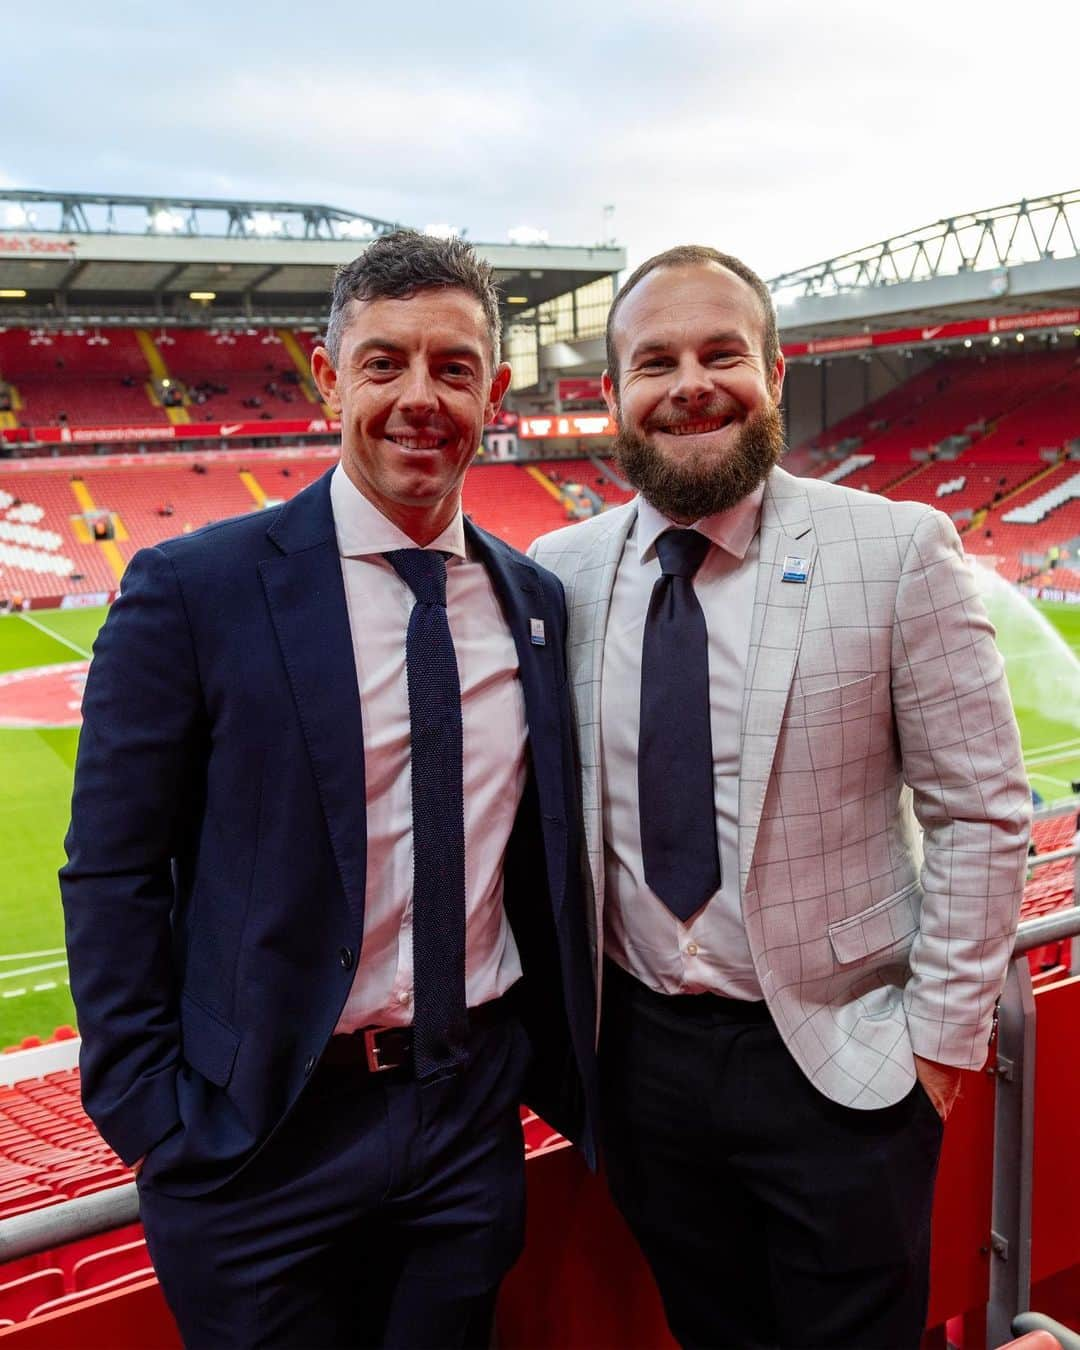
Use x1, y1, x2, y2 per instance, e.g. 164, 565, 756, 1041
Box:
13, 612, 93, 660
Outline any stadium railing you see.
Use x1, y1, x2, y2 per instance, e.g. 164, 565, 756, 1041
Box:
0, 893, 1078, 1346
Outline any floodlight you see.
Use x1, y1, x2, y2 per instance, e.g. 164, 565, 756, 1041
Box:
506, 297, 529, 305
963, 339, 973, 348
250, 213, 282, 237
1015, 333, 1025, 343
189, 291, 216, 301
990, 335, 1001, 346
151, 209, 183, 234
339, 219, 374, 240
0, 289, 27, 299
4, 206, 29, 227
508, 225, 549, 246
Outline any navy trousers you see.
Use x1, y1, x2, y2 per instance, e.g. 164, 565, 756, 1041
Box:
600, 963, 944, 1350
137, 1014, 531, 1349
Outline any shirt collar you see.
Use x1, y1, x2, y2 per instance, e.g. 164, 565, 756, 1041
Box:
635, 481, 765, 565
330, 461, 467, 560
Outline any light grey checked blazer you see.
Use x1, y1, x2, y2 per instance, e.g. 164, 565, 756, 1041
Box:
531, 466, 1031, 1109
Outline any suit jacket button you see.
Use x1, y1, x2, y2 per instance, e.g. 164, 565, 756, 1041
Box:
339, 947, 354, 971
304, 1054, 317, 1076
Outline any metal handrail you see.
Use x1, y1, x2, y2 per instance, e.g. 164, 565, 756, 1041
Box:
0, 902, 1077, 1301
0, 1182, 138, 1265
1013, 906, 1080, 956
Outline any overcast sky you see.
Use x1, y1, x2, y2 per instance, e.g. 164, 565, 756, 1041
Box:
2, 0, 1074, 278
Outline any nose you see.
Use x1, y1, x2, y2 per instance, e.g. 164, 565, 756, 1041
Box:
669, 356, 712, 406
398, 362, 439, 416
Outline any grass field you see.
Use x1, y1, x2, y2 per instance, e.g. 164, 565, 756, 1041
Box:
1, 595, 1079, 1048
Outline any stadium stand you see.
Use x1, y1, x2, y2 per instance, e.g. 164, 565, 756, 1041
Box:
535, 458, 635, 507
0, 331, 167, 430
153, 329, 320, 422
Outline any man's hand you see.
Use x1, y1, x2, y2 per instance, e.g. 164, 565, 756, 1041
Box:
914, 1055, 963, 1121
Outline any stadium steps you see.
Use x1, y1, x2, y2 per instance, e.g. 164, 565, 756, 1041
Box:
275, 329, 323, 407
66, 480, 126, 582
133, 330, 188, 424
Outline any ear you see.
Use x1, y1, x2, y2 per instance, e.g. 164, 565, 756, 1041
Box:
601, 370, 619, 421
311, 346, 340, 412
769, 352, 786, 404
485, 362, 513, 422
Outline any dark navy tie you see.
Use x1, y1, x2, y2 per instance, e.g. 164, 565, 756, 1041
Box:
639, 529, 721, 922
385, 548, 468, 1080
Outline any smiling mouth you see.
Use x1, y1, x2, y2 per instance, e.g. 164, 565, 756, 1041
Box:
654, 416, 735, 437
385, 432, 450, 451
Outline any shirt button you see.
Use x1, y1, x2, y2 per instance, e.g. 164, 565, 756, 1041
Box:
339, 947, 354, 971
397, 990, 412, 1006
303, 1054, 317, 1076
686, 942, 699, 956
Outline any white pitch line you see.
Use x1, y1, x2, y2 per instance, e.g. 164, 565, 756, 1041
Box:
32, 981, 57, 992
0, 947, 67, 963
15, 611, 93, 660
1025, 749, 1080, 770
0, 959, 69, 982
2, 989, 26, 999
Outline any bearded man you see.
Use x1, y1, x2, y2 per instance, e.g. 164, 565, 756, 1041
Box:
530, 245, 1030, 1350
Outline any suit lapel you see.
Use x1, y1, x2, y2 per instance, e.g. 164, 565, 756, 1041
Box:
259, 471, 368, 931
466, 520, 568, 918
570, 503, 638, 907
739, 469, 816, 886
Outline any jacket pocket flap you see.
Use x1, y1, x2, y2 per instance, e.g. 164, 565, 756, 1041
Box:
786, 673, 877, 724
827, 881, 920, 965
180, 992, 240, 1087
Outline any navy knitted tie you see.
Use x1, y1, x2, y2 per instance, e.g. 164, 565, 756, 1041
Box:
639, 529, 721, 921
385, 549, 468, 1080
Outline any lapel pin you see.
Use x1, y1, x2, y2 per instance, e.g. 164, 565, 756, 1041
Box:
529, 617, 546, 646
781, 555, 809, 584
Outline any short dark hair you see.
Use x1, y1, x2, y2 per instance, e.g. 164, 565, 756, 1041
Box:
324, 229, 502, 367
605, 244, 780, 392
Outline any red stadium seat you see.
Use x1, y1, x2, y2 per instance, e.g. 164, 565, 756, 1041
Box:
0, 1269, 65, 1323
73, 1241, 151, 1292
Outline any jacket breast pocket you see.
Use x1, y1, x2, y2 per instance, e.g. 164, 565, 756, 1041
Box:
180, 992, 241, 1088
827, 880, 921, 965
785, 673, 877, 726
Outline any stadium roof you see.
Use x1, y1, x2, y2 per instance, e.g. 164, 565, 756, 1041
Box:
0, 190, 625, 329
770, 189, 1080, 341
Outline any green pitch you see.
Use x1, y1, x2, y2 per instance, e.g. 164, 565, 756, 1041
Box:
1, 597, 1078, 1047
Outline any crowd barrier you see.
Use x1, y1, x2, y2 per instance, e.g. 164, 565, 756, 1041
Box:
0, 895, 1077, 1347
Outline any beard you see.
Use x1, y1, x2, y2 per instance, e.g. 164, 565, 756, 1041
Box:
612, 401, 786, 522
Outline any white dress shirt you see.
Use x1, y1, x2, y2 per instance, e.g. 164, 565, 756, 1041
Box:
329, 464, 527, 1032
601, 486, 765, 1000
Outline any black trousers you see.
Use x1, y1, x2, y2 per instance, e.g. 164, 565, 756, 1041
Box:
137, 1013, 531, 1349
599, 963, 944, 1350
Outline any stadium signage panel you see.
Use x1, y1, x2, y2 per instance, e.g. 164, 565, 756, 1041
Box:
0, 417, 342, 446
783, 307, 1080, 357
556, 378, 604, 403
518, 414, 617, 439
0, 234, 78, 257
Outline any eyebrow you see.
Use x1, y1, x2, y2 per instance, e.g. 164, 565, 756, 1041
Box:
349, 338, 484, 363
628, 330, 749, 361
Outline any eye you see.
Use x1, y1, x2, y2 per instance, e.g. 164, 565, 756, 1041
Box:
706, 350, 741, 364
365, 356, 399, 373
442, 361, 474, 379
639, 356, 673, 371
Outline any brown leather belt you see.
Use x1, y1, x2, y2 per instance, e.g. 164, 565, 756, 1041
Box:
321, 988, 518, 1075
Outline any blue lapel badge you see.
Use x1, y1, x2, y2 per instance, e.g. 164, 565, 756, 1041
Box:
781, 555, 809, 583
530, 617, 546, 646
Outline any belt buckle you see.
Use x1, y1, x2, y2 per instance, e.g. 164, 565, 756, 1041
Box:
362, 1027, 393, 1073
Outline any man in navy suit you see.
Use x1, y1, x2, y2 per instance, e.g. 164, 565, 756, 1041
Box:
61, 230, 596, 1349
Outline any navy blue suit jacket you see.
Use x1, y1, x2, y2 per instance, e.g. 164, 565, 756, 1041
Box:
61, 469, 597, 1196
